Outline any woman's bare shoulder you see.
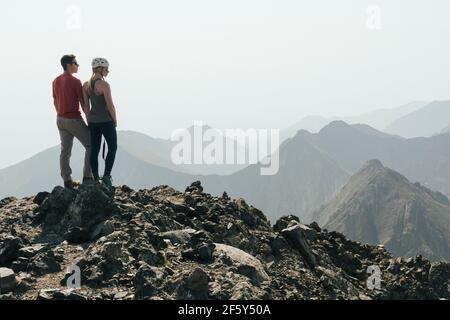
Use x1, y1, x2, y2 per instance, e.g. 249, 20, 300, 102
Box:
98, 80, 111, 90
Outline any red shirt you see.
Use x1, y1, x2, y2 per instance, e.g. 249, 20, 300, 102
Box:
52, 73, 83, 119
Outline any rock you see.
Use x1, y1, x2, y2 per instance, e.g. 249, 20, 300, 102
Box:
182, 240, 216, 263
0, 268, 17, 293
64, 227, 91, 243
138, 247, 165, 266
11, 258, 30, 273
121, 185, 133, 193
63, 184, 116, 232
185, 181, 203, 193
165, 197, 192, 214
222, 192, 230, 201
33, 192, 49, 205
3, 182, 450, 300
428, 262, 450, 298
281, 224, 317, 267
0, 197, 16, 209
269, 236, 290, 255
273, 215, 300, 232
100, 242, 125, 262
0, 236, 23, 266
41, 186, 77, 224
90, 220, 115, 241
197, 242, 215, 261
235, 198, 250, 211
160, 229, 197, 245
214, 243, 270, 284
17, 244, 47, 259
186, 268, 209, 297
180, 230, 216, 262
29, 250, 62, 276
309, 222, 321, 232
134, 264, 157, 299
230, 282, 265, 300
114, 291, 130, 300
37, 288, 88, 300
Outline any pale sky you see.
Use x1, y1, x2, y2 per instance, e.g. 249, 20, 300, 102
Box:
0, 0, 449, 169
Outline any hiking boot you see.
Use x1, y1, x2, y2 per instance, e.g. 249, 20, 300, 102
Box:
101, 175, 113, 188
64, 180, 80, 189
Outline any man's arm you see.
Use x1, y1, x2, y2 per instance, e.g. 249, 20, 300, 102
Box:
52, 81, 58, 113
53, 98, 58, 112
103, 82, 118, 126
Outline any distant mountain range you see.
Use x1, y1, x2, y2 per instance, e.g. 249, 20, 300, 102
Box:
120, 125, 248, 176
281, 101, 427, 141
315, 159, 450, 261
2, 119, 449, 226
282, 100, 450, 141
440, 124, 450, 134
385, 101, 450, 138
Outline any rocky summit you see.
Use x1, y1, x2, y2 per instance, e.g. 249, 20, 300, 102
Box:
1, 181, 450, 300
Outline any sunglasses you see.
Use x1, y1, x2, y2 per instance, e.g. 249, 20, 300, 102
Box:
71, 61, 79, 67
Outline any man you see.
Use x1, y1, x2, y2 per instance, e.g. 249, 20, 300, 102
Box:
52, 54, 94, 188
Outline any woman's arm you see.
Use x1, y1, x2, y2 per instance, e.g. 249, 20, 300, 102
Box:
82, 82, 91, 116
103, 82, 118, 126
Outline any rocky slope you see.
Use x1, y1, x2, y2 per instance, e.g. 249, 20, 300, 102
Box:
315, 160, 450, 262
1, 182, 450, 300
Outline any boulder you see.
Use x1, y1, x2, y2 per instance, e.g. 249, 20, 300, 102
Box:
214, 243, 270, 284
281, 224, 317, 267
33, 192, 49, 205
186, 268, 209, 298
185, 181, 203, 193
41, 186, 77, 220
63, 185, 116, 230
0, 236, 23, 266
0, 268, 17, 293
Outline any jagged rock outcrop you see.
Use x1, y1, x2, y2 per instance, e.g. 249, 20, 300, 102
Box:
1, 181, 450, 300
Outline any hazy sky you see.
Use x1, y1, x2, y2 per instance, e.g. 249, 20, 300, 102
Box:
0, 0, 449, 169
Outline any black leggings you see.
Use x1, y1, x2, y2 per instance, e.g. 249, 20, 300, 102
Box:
89, 121, 117, 179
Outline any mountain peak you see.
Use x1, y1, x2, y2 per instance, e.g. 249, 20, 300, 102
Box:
316, 161, 450, 262
320, 120, 353, 132
362, 159, 384, 170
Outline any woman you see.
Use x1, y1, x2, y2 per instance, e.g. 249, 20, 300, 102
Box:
82, 57, 118, 188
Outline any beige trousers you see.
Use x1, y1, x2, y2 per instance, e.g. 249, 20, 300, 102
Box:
56, 117, 93, 181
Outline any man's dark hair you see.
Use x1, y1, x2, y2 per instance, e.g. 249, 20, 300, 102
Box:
60, 54, 77, 71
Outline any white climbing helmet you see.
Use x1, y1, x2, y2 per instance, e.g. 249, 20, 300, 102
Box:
91, 57, 110, 68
